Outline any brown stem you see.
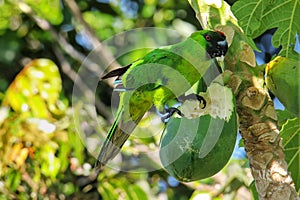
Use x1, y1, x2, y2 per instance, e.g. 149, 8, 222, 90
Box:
63, 0, 121, 86
52, 45, 112, 119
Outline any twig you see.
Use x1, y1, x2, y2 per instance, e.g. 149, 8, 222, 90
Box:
53, 45, 112, 119
17, 1, 113, 119
63, 0, 122, 85
17, 1, 117, 83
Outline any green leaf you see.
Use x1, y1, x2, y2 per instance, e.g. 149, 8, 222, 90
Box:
265, 56, 300, 116
57, 139, 71, 172
100, 181, 117, 200
276, 109, 297, 129
68, 129, 85, 165
280, 118, 300, 190
0, 3, 21, 31
62, 182, 76, 196
232, 0, 300, 58
6, 169, 21, 192
24, 0, 63, 25
41, 145, 61, 180
2, 59, 63, 117
188, 0, 238, 29
83, 11, 115, 40
130, 184, 148, 200
249, 181, 259, 200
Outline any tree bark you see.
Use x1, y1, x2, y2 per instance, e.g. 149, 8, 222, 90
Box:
227, 70, 298, 199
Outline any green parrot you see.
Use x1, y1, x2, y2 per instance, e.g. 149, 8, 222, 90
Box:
95, 30, 228, 172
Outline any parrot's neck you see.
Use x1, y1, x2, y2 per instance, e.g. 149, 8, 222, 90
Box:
162, 37, 210, 73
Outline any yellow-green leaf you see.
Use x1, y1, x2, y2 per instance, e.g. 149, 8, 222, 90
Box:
23, 0, 63, 25
3, 58, 62, 118
265, 56, 300, 116
188, 0, 238, 29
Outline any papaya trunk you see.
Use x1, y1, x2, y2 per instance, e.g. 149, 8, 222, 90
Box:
228, 71, 298, 200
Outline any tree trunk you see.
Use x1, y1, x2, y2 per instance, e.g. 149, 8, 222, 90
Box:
228, 71, 298, 200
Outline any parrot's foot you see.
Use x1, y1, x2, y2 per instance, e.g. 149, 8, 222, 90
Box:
178, 94, 206, 109
161, 107, 184, 122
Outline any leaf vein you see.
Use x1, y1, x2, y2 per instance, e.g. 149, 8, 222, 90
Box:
287, 147, 300, 168
245, 0, 264, 35
262, 0, 291, 18
283, 126, 300, 146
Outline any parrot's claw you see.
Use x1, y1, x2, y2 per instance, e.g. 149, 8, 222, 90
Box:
161, 107, 184, 122
178, 94, 206, 109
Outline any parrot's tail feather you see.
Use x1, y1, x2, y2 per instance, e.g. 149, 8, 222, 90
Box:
94, 105, 148, 173
101, 63, 132, 80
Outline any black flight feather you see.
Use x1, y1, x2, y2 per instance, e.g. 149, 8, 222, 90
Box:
101, 64, 132, 80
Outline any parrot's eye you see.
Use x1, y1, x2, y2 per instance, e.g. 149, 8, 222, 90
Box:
205, 35, 211, 41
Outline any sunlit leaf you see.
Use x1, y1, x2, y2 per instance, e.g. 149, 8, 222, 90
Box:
118, 180, 135, 199
188, 0, 238, 29
130, 184, 148, 200
23, 0, 63, 25
28, 96, 49, 117
62, 182, 76, 196
3, 59, 63, 117
101, 181, 117, 200
15, 147, 29, 168
41, 145, 61, 180
281, 118, 300, 190
68, 129, 85, 165
232, 0, 300, 58
6, 169, 21, 192
265, 56, 300, 116
83, 11, 115, 40
57, 138, 72, 171
0, 106, 9, 126
9, 143, 24, 166
0, 3, 21, 31
98, 184, 112, 200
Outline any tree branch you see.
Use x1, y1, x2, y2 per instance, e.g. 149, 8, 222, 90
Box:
63, 0, 122, 85
52, 45, 112, 119
17, 1, 113, 119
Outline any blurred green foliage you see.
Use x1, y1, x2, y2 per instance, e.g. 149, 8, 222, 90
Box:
0, 59, 80, 199
0, 0, 255, 199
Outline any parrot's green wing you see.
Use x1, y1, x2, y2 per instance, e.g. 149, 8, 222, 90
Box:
95, 50, 178, 171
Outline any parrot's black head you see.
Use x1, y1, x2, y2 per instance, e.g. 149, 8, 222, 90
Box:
203, 30, 228, 58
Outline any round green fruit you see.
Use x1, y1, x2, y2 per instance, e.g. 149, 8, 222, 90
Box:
159, 84, 237, 182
